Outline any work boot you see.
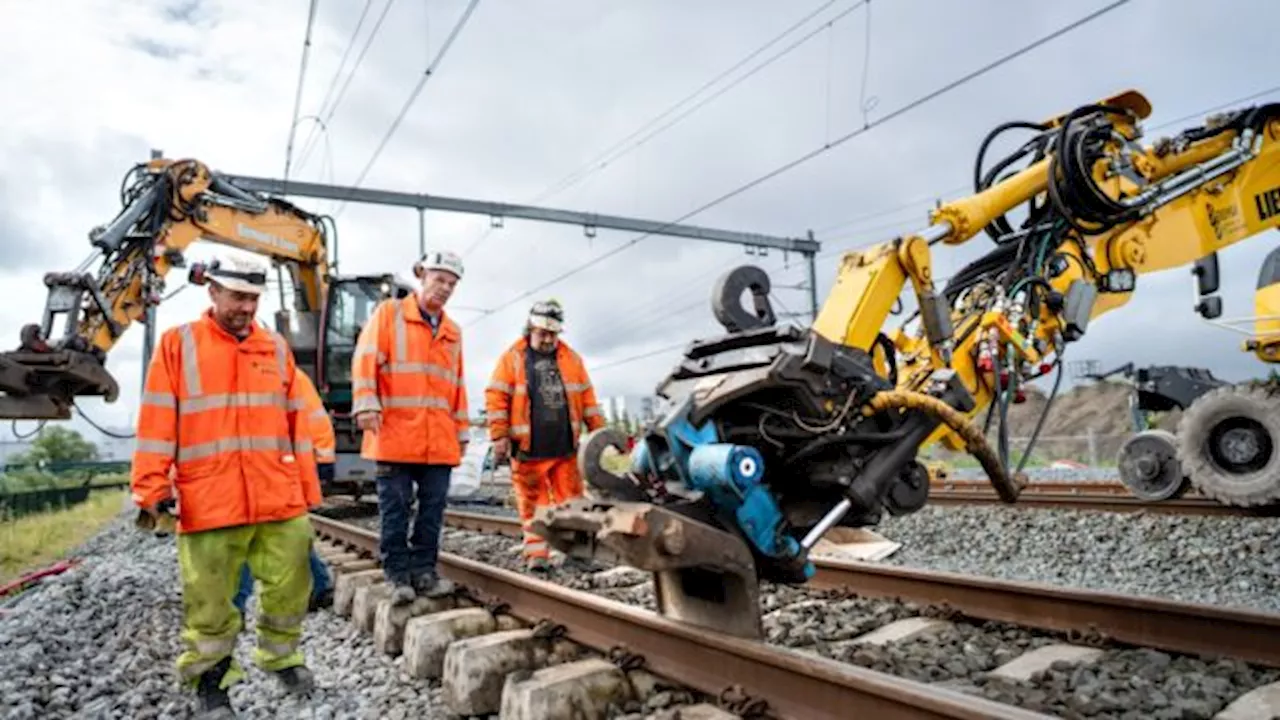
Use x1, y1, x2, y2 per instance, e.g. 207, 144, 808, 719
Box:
412, 572, 455, 599
194, 658, 236, 719
308, 588, 334, 612
390, 582, 416, 606
273, 665, 315, 697
527, 557, 550, 574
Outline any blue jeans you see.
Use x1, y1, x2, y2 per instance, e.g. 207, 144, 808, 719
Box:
233, 546, 332, 615
375, 463, 452, 585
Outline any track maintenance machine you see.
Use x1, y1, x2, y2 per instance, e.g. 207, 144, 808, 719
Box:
532, 89, 1280, 638
0, 155, 411, 498
1081, 362, 1227, 501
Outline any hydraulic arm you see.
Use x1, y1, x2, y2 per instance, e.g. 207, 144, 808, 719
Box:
535, 89, 1280, 638
0, 156, 333, 420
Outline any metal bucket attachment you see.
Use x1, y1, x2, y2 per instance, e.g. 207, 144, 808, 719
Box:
531, 498, 763, 639
0, 350, 119, 420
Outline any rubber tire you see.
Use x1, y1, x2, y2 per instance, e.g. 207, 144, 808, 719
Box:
1175, 384, 1280, 507
1115, 429, 1190, 501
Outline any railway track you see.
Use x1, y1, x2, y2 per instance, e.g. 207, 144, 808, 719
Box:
928, 480, 1280, 517
310, 510, 1280, 719
311, 513, 1043, 719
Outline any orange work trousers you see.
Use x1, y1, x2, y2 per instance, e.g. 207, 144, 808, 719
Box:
510, 456, 584, 562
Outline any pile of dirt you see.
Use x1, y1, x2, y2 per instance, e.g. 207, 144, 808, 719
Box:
930, 379, 1181, 466
1001, 379, 1180, 439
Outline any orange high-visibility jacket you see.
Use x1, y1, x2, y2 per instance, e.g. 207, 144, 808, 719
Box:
351, 295, 469, 466
130, 310, 322, 534
293, 368, 335, 465
484, 337, 605, 453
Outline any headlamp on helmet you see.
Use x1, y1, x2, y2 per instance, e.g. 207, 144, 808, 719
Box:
528, 299, 564, 333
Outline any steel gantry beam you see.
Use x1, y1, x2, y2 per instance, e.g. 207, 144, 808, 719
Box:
222, 174, 821, 255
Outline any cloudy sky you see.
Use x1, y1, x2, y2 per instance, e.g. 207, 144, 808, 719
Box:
2, 0, 1278, 442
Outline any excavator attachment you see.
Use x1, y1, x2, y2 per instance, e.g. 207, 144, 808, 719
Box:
0, 350, 118, 420
531, 426, 765, 638
530, 498, 764, 640
0, 272, 122, 420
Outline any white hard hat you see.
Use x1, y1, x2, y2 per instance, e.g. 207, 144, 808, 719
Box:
206, 254, 268, 295
415, 249, 464, 280
528, 298, 564, 333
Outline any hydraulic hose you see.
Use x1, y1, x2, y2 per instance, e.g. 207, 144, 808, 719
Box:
865, 389, 1026, 503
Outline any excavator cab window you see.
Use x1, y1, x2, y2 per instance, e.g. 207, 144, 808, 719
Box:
322, 277, 397, 408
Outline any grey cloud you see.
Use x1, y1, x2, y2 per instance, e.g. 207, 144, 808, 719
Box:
128, 37, 190, 61
162, 0, 215, 28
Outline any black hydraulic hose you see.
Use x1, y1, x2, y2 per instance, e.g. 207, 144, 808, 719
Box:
785, 427, 913, 465
975, 122, 1051, 242
1046, 103, 1136, 236
1015, 357, 1064, 475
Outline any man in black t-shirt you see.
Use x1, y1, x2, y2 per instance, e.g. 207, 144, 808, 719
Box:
484, 300, 607, 571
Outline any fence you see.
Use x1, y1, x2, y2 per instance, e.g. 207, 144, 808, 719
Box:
0, 460, 132, 520
0, 482, 129, 520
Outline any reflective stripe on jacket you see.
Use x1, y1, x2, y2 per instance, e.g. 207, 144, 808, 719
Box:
294, 369, 336, 465
351, 295, 469, 465
484, 337, 605, 452
130, 310, 322, 534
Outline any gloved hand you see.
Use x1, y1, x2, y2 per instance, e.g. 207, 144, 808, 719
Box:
135, 498, 178, 537
317, 463, 335, 484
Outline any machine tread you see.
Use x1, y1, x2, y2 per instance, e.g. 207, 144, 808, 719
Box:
1175, 383, 1280, 507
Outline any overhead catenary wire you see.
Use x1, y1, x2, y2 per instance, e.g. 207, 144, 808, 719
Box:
333, 0, 483, 217
530, 0, 868, 207
295, 0, 400, 173
469, 0, 1133, 328
292, 0, 375, 175
283, 0, 321, 183
592, 340, 689, 374
458, 0, 864, 259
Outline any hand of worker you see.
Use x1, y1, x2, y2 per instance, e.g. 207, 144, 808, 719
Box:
493, 437, 510, 464
356, 410, 382, 433
317, 463, 335, 485
135, 498, 178, 536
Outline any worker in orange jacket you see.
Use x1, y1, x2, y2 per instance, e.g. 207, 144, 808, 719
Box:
485, 299, 605, 571
131, 253, 322, 717
352, 249, 469, 605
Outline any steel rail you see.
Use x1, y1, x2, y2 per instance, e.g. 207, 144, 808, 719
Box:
441, 510, 1280, 668
310, 514, 1049, 720
933, 479, 1133, 495
926, 490, 1279, 517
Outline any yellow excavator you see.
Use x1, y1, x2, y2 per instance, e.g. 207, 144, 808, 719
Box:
535, 89, 1280, 638
0, 155, 411, 498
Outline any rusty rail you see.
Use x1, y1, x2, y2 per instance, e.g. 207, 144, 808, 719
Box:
442, 510, 1280, 668
311, 514, 1049, 720
926, 490, 1279, 516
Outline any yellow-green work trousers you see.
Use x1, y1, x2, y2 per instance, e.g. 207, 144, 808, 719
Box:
175, 514, 314, 688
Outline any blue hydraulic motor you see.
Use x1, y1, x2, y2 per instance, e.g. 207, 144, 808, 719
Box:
625, 406, 815, 581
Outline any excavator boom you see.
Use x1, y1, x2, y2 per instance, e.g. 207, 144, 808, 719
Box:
0, 156, 332, 420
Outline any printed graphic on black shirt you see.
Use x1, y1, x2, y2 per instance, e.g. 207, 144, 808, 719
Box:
525, 349, 573, 459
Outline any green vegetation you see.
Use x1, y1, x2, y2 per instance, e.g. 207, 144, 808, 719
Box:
1, 427, 127, 494
0, 488, 127, 586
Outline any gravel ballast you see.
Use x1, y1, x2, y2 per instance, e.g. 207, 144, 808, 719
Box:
0, 501, 445, 720
874, 504, 1280, 613
429, 502, 1280, 719
6, 495, 1278, 720
447, 495, 1280, 614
